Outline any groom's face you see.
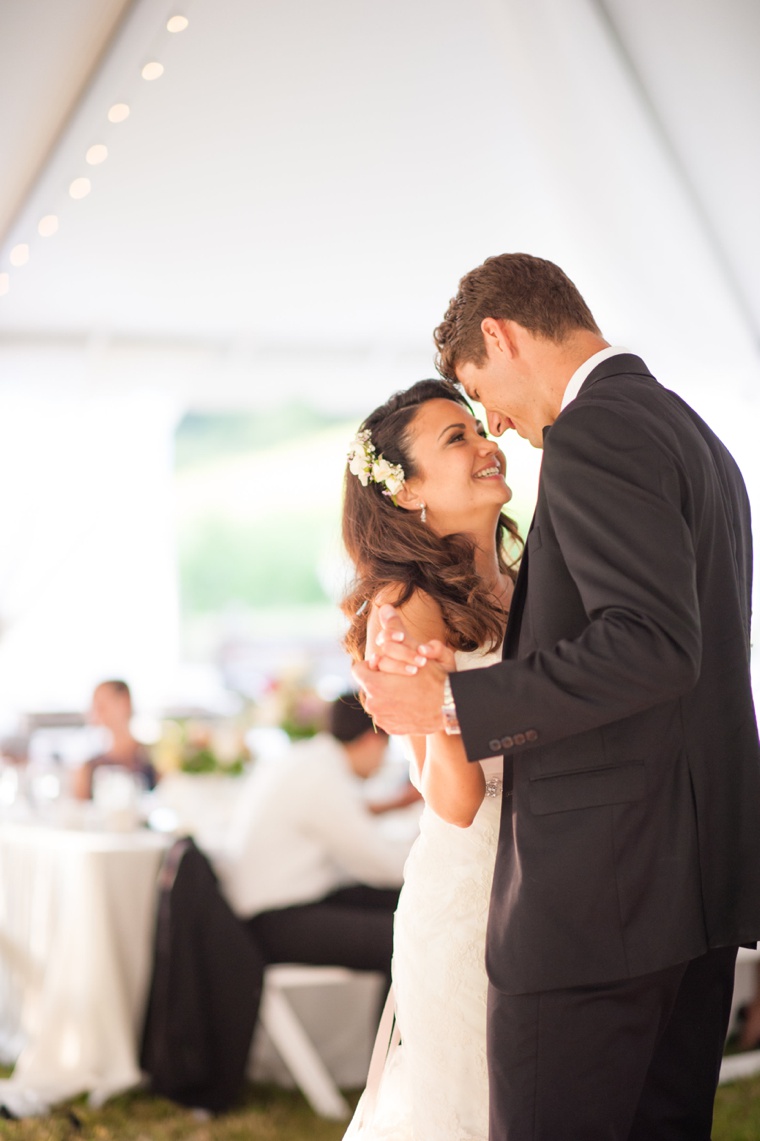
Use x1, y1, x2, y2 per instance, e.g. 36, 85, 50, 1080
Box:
457, 356, 545, 449
455, 319, 556, 449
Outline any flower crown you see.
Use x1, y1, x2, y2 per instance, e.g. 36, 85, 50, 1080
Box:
347, 429, 405, 498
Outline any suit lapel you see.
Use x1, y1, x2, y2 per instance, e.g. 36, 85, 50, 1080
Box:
504, 515, 532, 659
504, 360, 653, 656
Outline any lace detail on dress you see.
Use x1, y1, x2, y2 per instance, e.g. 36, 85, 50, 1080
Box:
344, 795, 500, 1139
343, 643, 504, 1140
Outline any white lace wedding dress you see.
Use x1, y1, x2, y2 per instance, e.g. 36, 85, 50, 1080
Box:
343, 647, 503, 1140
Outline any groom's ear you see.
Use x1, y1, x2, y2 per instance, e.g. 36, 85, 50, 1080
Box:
481, 317, 518, 360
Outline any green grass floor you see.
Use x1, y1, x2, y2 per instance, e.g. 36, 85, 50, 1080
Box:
0, 1083, 359, 1141
0, 1077, 759, 1140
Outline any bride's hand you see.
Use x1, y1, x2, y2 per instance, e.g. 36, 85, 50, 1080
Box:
369, 605, 456, 675
354, 603, 458, 736
416, 638, 457, 672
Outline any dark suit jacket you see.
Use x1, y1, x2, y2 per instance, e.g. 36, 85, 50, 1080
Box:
140, 837, 266, 1111
451, 354, 760, 995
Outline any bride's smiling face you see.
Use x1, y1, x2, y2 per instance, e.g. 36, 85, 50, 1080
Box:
398, 398, 512, 534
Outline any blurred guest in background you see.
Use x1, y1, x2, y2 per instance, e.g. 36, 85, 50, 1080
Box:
218, 692, 416, 996
73, 678, 157, 800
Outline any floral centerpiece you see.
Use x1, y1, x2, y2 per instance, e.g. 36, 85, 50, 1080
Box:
251, 665, 328, 741
153, 718, 251, 776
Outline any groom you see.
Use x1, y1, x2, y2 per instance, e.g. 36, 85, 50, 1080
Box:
354, 253, 760, 1139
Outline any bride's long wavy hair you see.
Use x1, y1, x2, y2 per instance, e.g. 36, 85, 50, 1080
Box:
341, 379, 522, 660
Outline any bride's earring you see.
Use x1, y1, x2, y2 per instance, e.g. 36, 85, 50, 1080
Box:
419, 502, 427, 524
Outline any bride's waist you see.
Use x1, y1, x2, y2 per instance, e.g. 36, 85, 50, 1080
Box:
418, 791, 501, 841
403, 801, 500, 884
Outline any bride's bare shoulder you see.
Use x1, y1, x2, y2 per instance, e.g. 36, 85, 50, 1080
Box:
366, 584, 448, 657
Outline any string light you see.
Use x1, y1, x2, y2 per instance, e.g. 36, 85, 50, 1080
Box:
86, 144, 108, 165
108, 103, 130, 123
69, 177, 92, 200
2, 11, 190, 298
38, 215, 59, 237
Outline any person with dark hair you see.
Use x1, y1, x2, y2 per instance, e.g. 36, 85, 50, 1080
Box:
73, 678, 157, 800
355, 252, 760, 1140
217, 692, 414, 997
328, 691, 381, 743
340, 379, 521, 1139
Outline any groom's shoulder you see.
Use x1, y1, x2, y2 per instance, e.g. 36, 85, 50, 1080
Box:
549, 369, 698, 472
576, 357, 695, 426
563, 367, 736, 478
581, 354, 659, 403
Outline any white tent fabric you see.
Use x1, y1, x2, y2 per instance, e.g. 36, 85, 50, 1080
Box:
0, 0, 758, 710
0, 0, 758, 393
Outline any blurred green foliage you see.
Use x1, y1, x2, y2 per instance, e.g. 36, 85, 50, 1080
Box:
175, 405, 343, 469
178, 511, 334, 613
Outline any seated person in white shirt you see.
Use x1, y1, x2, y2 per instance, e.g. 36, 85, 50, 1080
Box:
219, 693, 416, 999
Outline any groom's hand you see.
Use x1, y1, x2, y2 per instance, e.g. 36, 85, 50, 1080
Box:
352, 604, 456, 736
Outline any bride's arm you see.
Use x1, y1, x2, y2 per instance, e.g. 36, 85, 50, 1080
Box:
366, 589, 485, 828
420, 729, 485, 828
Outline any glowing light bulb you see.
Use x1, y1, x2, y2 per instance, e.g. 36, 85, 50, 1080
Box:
86, 144, 108, 165
38, 215, 59, 237
167, 15, 188, 32
0, 273, 9, 296
108, 103, 130, 123
9, 244, 29, 267
141, 61, 164, 81
69, 177, 92, 200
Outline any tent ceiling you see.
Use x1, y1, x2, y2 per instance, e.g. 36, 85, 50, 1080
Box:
0, 0, 758, 411
0, 0, 132, 241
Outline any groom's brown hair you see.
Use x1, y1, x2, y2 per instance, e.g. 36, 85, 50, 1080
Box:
434, 253, 601, 382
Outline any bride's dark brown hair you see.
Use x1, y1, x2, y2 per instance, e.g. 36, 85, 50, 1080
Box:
341, 379, 522, 660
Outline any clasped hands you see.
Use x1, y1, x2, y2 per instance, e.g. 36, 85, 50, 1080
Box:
352, 604, 457, 736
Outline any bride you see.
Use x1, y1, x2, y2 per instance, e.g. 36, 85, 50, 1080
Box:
340, 379, 521, 1140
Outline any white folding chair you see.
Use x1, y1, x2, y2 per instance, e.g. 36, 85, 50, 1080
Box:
258, 964, 380, 1119
720, 946, 760, 1084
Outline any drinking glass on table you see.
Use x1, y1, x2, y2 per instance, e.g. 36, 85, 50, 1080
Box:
91, 764, 141, 831
0, 758, 20, 817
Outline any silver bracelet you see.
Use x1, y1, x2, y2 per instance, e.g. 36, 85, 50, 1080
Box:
442, 675, 461, 736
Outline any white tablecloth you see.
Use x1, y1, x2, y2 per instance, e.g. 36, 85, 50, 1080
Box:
0, 814, 391, 1117
0, 823, 169, 1116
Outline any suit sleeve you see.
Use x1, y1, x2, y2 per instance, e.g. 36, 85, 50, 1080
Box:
450, 402, 702, 761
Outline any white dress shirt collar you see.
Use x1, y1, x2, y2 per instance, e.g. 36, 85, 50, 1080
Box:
560, 346, 631, 412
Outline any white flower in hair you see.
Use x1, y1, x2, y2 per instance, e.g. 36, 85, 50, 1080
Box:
347, 430, 374, 486
347, 428, 405, 498
373, 458, 405, 497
